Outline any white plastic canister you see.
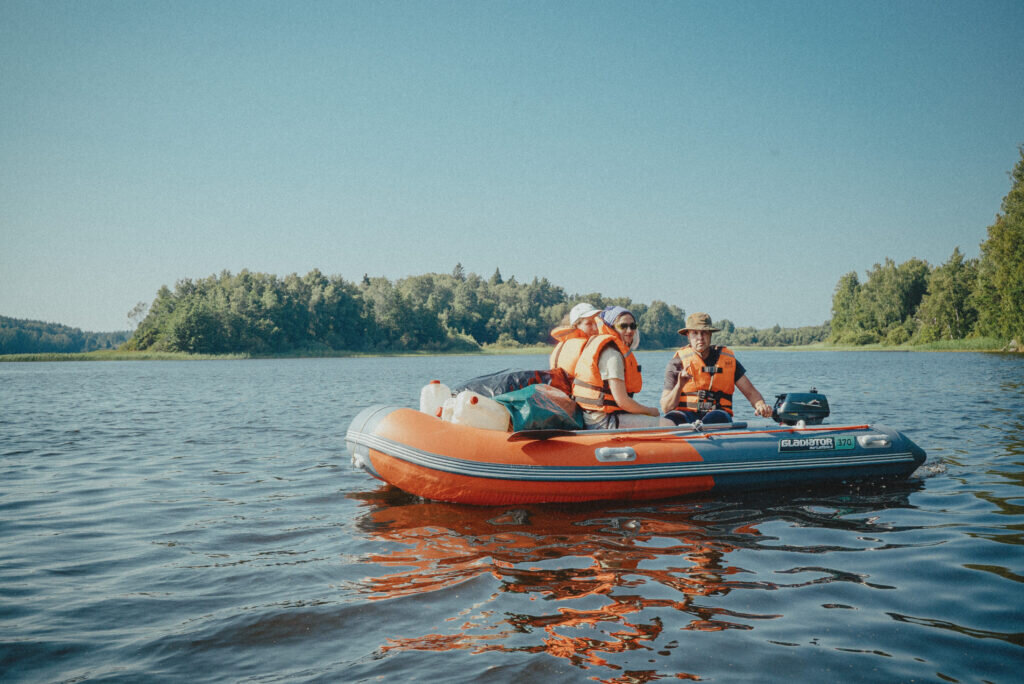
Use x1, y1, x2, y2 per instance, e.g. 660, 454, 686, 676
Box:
419, 380, 452, 417
450, 391, 512, 431
440, 396, 456, 422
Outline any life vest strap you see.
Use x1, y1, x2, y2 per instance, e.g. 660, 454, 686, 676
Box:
573, 378, 619, 410
575, 394, 621, 411
681, 389, 734, 413
682, 389, 733, 400
551, 340, 565, 366
572, 378, 605, 393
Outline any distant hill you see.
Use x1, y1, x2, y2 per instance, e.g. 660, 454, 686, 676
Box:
0, 316, 131, 355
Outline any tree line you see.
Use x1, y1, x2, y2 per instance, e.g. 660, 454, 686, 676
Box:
122, 268, 686, 354
713, 321, 832, 348
0, 316, 129, 355
118, 266, 829, 355
829, 146, 1023, 346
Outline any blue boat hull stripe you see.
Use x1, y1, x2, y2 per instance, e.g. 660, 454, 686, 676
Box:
345, 430, 918, 482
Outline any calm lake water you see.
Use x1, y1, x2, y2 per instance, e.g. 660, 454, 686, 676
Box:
2, 351, 1023, 682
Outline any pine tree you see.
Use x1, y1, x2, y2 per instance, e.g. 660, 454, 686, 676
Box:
974, 146, 1024, 342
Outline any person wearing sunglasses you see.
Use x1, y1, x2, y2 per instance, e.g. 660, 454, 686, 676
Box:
660, 312, 772, 424
572, 306, 671, 429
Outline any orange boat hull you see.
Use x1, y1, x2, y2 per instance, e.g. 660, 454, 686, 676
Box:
346, 406, 926, 505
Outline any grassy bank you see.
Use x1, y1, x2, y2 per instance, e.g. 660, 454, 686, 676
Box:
0, 350, 251, 362
0, 345, 553, 362
256, 344, 554, 359
2, 338, 1014, 362
746, 337, 1012, 352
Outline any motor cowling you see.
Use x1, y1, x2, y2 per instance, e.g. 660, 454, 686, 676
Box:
772, 389, 830, 425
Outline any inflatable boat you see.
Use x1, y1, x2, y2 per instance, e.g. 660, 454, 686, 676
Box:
345, 404, 927, 505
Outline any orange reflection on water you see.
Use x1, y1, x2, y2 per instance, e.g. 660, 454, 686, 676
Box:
352, 490, 763, 679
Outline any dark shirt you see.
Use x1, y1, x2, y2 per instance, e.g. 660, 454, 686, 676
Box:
662, 346, 746, 392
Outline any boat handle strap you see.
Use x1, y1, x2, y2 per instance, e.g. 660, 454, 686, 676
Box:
595, 446, 637, 462
857, 434, 892, 448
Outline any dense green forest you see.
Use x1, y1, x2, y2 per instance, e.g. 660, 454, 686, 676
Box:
118, 266, 829, 355
0, 316, 130, 355
829, 146, 1023, 346
124, 269, 658, 354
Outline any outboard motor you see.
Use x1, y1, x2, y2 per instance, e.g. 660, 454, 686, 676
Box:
772, 388, 830, 425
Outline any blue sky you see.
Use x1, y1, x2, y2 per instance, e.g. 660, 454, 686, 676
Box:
2, 1, 1022, 332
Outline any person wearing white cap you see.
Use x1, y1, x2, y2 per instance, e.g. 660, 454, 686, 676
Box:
549, 302, 602, 380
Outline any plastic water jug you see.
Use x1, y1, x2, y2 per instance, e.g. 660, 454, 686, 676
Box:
419, 380, 452, 417
440, 397, 456, 422
450, 391, 512, 431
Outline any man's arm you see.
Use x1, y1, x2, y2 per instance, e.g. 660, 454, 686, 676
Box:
659, 356, 686, 414
660, 371, 688, 413
736, 375, 772, 417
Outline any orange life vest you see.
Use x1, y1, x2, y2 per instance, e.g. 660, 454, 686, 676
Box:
549, 326, 590, 379
572, 334, 643, 413
674, 345, 736, 416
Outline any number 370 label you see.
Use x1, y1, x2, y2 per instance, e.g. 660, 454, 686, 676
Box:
778, 435, 856, 452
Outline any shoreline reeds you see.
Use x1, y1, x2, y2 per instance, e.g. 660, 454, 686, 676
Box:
1, 337, 1015, 362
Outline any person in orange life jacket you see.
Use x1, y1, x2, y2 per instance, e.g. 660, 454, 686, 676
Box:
660, 312, 773, 424
549, 302, 602, 378
572, 306, 673, 429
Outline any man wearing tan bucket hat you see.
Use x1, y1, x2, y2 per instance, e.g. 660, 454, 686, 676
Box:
659, 312, 773, 424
